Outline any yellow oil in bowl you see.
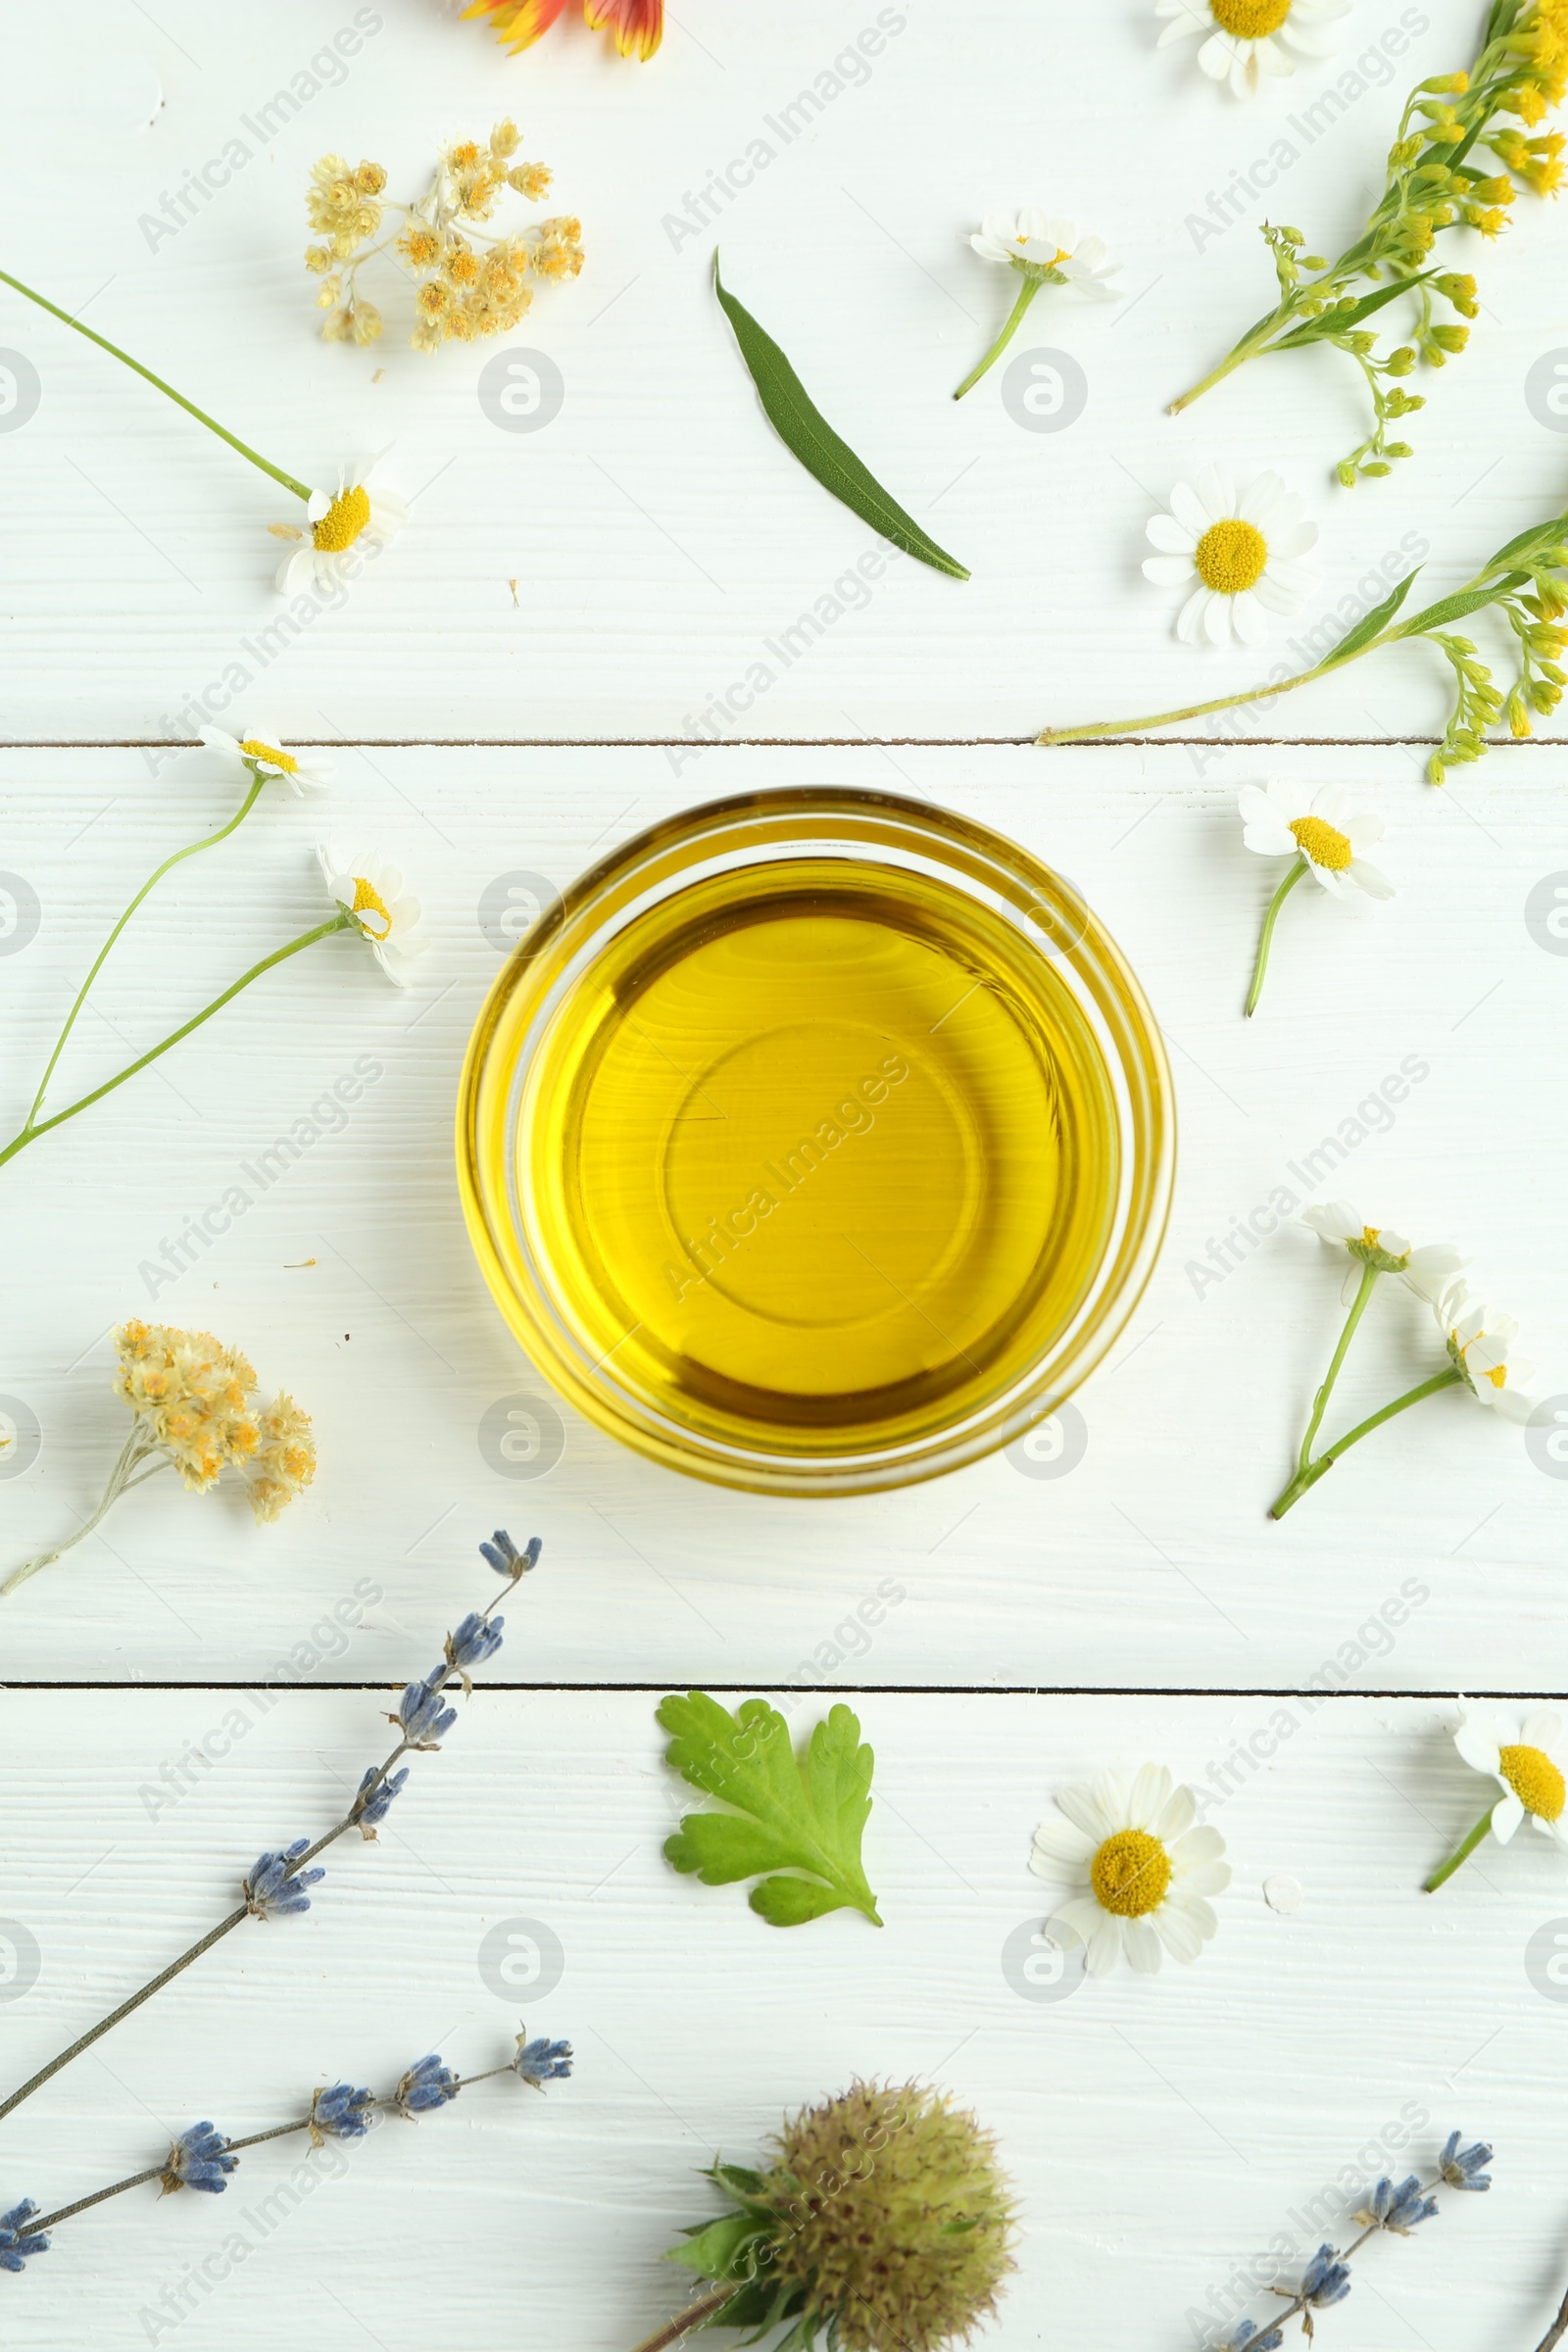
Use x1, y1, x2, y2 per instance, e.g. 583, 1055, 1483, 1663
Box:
459, 791, 1173, 1494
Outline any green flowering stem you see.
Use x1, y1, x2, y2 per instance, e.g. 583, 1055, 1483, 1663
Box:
1245, 856, 1309, 1017
1, 1427, 170, 1597
1296, 1262, 1383, 1472
1166, 315, 1282, 415
629, 2285, 739, 2352
1269, 1365, 1464, 1519
953, 275, 1043, 401
1423, 1806, 1497, 1893
1040, 646, 1373, 745
0, 268, 313, 502
0, 910, 352, 1175
24, 769, 270, 1132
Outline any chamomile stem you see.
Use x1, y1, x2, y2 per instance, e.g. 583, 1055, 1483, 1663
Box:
953, 276, 1042, 400
1297, 1262, 1382, 1474
25, 772, 268, 1129
1246, 856, 1309, 1017
0, 911, 352, 1173
628, 2285, 740, 2352
0, 269, 313, 502
1268, 1366, 1464, 1519
1423, 1806, 1497, 1893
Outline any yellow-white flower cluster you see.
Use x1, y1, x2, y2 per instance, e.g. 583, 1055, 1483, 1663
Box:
114, 1319, 317, 1523
303, 121, 583, 353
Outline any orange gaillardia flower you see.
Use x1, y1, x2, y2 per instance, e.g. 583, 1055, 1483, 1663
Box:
464, 0, 662, 60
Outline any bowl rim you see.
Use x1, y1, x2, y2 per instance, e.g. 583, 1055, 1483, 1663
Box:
456, 785, 1176, 1496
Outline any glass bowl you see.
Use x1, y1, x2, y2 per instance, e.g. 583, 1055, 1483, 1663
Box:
457, 788, 1174, 1495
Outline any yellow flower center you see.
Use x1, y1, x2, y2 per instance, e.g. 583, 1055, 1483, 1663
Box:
1289, 815, 1354, 870
350, 877, 392, 938
1195, 517, 1269, 596
1498, 1743, 1565, 1820
1210, 0, 1293, 35
1090, 1829, 1172, 1918
238, 738, 298, 774
313, 485, 371, 554
1017, 236, 1063, 266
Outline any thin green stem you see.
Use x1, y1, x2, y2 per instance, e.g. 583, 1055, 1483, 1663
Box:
25, 772, 268, 1130
1297, 1262, 1382, 1472
1246, 857, 1309, 1017
1268, 1366, 1464, 1519
0, 269, 312, 501
0, 911, 351, 1173
953, 275, 1042, 401
1039, 648, 1358, 745
629, 2284, 740, 2352
1, 1430, 166, 1596
1166, 315, 1283, 414
1424, 1805, 1497, 1893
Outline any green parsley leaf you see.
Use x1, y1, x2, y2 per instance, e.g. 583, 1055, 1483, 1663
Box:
658, 1691, 883, 1928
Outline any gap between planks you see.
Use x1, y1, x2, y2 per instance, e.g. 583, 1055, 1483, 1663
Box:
4, 1682, 1565, 1701
3, 736, 1565, 754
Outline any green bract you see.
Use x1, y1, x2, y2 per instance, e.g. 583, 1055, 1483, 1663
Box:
658, 1692, 882, 1928
667, 2081, 1017, 2352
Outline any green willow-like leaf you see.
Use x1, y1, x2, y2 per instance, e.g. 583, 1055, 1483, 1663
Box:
1274, 270, 1435, 348
1317, 567, 1421, 669
1397, 573, 1532, 638
659, 1690, 883, 1927
713, 254, 970, 581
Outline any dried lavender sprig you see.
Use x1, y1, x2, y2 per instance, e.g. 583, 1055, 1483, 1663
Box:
0, 1530, 540, 2131
1217, 2132, 1494, 2352
6, 2031, 572, 2266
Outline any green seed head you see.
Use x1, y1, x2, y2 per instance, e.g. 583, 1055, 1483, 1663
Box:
758, 2080, 1018, 2352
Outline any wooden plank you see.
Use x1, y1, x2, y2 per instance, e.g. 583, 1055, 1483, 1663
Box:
0, 1, 1562, 746
1, 1686, 1561, 2350
3, 744, 1565, 1690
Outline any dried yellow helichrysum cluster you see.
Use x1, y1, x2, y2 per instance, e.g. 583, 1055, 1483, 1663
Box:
303, 121, 583, 351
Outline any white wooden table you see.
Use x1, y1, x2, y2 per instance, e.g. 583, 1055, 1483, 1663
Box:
3, 5, 1567, 2348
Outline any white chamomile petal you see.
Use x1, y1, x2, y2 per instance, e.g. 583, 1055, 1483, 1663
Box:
1144, 554, 1200, 587
318, 843, 427, 987
273, 452, 406, 600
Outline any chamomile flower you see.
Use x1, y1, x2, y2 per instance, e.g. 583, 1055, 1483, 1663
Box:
271, 454, 407, 596
1452, 1699, 1568, 1846
968, 212, 1119, 297
1237, 783, 1390, 1013
1301, 1204, 1465, 1305
1239, 782, 1393, 903
1154, 0, 1351, 98
1145, 466, 1318, 647
1431, 1280, 1536, 1419
185, 726, 336, 795
318, 845, 426, 986
956, 211, 1118, 398
1029, 1764, 1229, 1976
